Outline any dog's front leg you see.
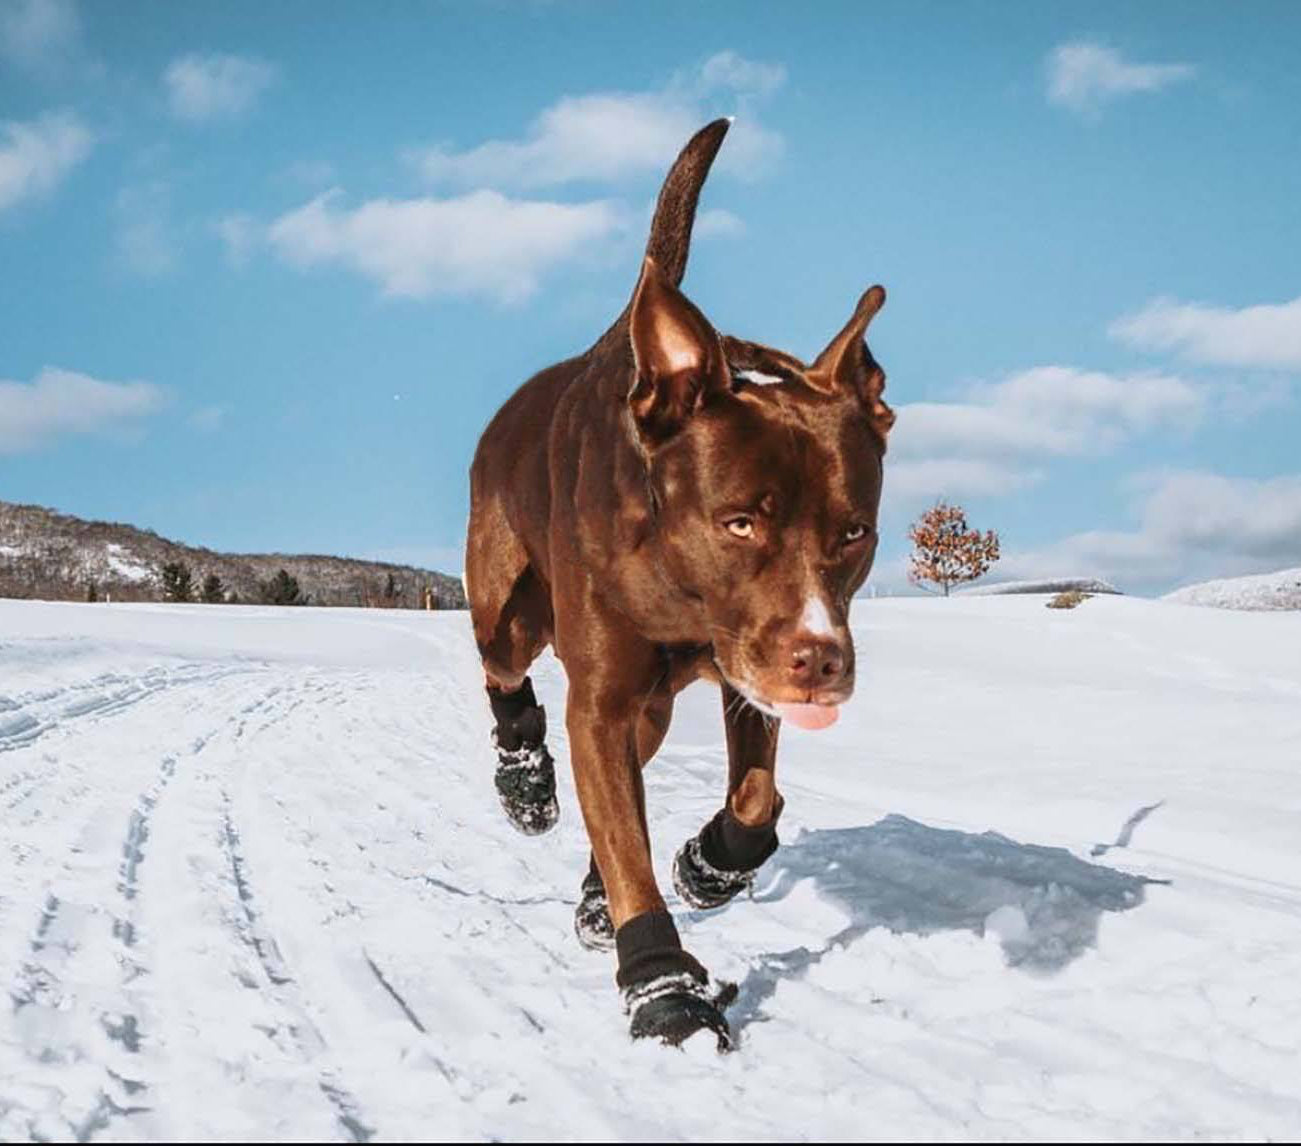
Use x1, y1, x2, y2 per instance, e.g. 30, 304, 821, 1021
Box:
561, 623, 732, 1049
673, 682, 783, 909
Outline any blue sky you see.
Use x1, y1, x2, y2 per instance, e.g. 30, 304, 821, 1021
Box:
2, 0, 1299, 594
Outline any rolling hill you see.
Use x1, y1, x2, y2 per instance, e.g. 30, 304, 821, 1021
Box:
0, 499, 465, 609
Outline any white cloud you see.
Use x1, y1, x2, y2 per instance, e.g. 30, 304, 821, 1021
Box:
0, 111, 91, 211
116, 217, 175, 276
1140, 471, 1301, 562
409, 51, 784, 188
698, 50, 786, 99
1047, 41, 1194, 113
212, 212, 259, 267
279, 158, 336, 188
695, 207, 745, 239
887, 458, 1041, 501
267, 189, 627, 303
887, 366, 1202, 503
1000, 470, 1301, 591
164, 53, 277, 122
188, 405, 225, 432
114, 182, 179, 277
0, 366, 167, 454
0, 0, 79, 68
1110, 295, 1301, 371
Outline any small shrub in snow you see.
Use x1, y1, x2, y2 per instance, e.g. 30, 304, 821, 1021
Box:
1047, 590, 1091, 610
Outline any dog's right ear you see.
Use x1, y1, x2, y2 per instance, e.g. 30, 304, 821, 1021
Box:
628, 256, 729, 448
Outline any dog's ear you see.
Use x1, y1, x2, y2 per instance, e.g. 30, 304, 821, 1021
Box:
807, 285, 894, 438
628, 256, 729, 447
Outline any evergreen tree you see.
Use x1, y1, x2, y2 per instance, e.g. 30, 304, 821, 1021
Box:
382, 571, 400, 607
201, 572, 225, 604
160, 561, 195, 603
260, 568, 305, 606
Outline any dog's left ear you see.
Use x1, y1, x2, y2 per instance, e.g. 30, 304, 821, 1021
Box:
628, 256, 730, 447
807, 285, 895, 438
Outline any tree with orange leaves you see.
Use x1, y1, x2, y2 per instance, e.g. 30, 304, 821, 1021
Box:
908, 502, 1001, 596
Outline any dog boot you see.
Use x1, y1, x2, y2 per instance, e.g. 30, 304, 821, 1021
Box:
574, 860, 615, 952
673, 801, 782, 910
488, 680, 559, 836
616, 911, 735, 1052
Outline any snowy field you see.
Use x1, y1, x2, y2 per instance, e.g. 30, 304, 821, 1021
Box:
1, 595, 1299, 1141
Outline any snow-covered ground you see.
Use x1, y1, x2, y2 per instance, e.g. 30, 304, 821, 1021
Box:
2, 596, 1299, 1141
1165, 566, 1301, 612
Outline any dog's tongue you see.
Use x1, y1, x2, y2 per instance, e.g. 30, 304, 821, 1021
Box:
775, 703, 839, 731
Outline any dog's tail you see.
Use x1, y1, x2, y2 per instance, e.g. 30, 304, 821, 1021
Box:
644, 117, 731, 288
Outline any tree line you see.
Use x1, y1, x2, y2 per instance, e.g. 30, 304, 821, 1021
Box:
86, 510, 999, 605
152, 562, 306, 605
116, 563, 437, 608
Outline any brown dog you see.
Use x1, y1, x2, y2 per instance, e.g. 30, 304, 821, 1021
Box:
465, 119, 893, 1049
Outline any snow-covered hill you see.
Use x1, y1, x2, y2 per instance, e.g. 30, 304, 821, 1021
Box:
1, 597, 1299, 1140
958, 577, 1121, 596
1164, 566, 1301, 611
0, 499, 465, 608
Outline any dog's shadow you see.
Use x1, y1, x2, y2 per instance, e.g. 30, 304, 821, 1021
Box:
726, 813, 1163, 1033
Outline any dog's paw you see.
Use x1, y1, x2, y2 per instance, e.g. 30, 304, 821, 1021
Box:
492, 734, 559, 835
672, 834, 754, 910
574, 871, 615, 952
624, 973, 737, 1052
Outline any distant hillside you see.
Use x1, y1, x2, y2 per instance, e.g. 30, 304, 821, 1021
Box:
1164, 567, 1301, 612
958, 578, 1122, 597
0, 500, 465, 609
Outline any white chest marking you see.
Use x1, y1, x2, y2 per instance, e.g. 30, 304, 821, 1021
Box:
801, 596, 835, 637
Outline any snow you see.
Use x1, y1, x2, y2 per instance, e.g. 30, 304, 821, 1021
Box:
1, 595, 1299, 1140
959, 577, 1121, 597
1164, 566, 1301, 612
102, 544, 154, 585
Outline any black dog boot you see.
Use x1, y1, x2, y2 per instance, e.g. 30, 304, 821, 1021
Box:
488, 679, 559, 836
574, 859, 615, 952
616, 911, 734, 1052
673, 801, 782, 910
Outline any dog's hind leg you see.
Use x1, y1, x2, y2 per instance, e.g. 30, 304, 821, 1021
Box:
466, 502, 558, 834
672, 683, 784, 909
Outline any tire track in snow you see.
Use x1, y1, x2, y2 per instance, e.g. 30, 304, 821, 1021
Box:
6, 747, 189, 1140
219, 785, 375, 1142
205, 666, 591, 1129
0, 664, 246, 755
1, 672, 280, 1142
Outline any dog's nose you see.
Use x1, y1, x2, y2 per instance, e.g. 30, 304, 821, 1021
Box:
788, 639, 848, 691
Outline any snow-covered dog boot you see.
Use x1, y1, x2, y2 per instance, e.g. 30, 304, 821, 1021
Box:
673, 801, 782, 910
574, 860, 615, 952
487, 679, 559, 836
616, 912, 735, 1052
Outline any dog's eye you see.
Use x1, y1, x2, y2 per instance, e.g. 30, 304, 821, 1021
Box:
844, 523, 872, 544
725, 516, 755, 539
